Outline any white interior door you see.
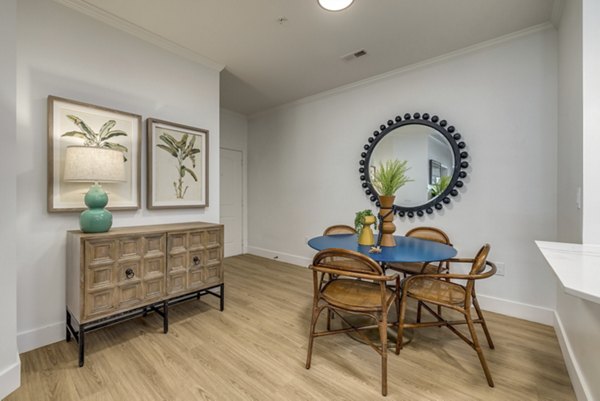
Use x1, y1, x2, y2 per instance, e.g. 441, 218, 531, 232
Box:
220, 148, 243, 257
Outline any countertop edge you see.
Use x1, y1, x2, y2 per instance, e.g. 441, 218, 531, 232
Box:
536, 240, 600, 304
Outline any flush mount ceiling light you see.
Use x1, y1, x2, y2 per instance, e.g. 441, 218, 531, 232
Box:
318, 0, 354, 12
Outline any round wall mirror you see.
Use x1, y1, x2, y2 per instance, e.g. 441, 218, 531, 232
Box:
359, 113, 469, 218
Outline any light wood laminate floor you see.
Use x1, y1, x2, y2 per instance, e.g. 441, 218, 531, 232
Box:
7, 255, 575, 401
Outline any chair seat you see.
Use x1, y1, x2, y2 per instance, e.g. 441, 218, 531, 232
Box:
388, 261, 440, 275
404, 277, 466, 305
322, 279, 395, 310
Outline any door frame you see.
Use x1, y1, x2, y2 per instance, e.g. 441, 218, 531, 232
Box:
220, 147, 245, 255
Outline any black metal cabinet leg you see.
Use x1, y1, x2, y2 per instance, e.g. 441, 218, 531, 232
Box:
163, 301, 169, 334
78, 325, 85, 367
219, 284, 224, 311
66, 310, 72, 342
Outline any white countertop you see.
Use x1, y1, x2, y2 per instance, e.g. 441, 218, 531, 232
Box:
536, 241, 600, 304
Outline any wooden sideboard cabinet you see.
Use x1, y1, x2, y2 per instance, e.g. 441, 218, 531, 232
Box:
66, 222, 224, 366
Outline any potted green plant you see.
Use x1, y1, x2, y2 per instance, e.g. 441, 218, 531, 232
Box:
371, 160, 412, 247
354, 209, 376, 245
429, 175, 451, 199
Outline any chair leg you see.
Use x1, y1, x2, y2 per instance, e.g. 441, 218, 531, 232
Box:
473, 294, 494, 349
465, 312, 494, 387
305, 304, 323, 369
379, 313, 388, 397
416, 301, 422, 323
326, 308, 332, 331
396, 294, 408, 354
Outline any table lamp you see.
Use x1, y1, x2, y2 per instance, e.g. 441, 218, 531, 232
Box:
63, 146, 126, 233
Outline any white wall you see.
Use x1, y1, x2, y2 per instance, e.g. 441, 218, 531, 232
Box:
0, 0, 21, 397
553, 1, 600, 400
581, 0, 600, 244
16, 0, 220, 352
248, 28, 558, 323
220, 108, 249, 253
557, 0, 583, 244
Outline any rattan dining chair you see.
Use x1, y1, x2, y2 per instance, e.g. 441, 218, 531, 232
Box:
321, 225, 357, 284
387, 226, 452, 276
396, 244, 497, 387
306, 248, 400, 396
387, 227, 453, 319
323, 225, 357, 235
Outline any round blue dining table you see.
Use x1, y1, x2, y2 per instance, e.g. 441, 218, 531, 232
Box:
307, 234, 456, 263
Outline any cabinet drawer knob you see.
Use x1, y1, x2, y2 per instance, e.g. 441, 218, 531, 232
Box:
125, 268, 135, 279
193, 256, 201, 265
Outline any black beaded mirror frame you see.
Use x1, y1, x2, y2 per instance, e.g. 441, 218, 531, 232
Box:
359, 112, 469, 218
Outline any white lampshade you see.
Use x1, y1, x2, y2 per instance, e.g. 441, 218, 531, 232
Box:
63, 146, 126, 183
318, 0, 354, 11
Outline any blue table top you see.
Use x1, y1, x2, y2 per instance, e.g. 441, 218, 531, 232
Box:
307, 234, 457, 263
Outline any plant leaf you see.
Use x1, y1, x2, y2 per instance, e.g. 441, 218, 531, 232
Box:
157, 144, 177, 157
61, 131, 88, 140
178, 134, 189, 147
159, 133, 179, 150
372, 159, 413, 196
184, 167, 198, 181
102, 130, 127, 140
66, 115, 96, 142
99, 120, 116, 139
103, 142, 128, 161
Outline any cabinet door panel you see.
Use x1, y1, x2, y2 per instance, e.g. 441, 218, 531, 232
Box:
117, 260, 142, 283
167, 272, 186, 295
145, 234, 166, 257
188, 267, 204, 289
206, 247, 222, 265
143, 278, 164, 300
205, 229, 221, 247
85, 288, 116, 317
85, 239, 116, 267
189, 230, 205, 250
144, 257, 164, 279
118, 237, 143, 260
86, 265, 114, 290
203, 265, 222, 285
117, 282, 143, 308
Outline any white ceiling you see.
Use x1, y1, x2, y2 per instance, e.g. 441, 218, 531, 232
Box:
62, 0, 557, 115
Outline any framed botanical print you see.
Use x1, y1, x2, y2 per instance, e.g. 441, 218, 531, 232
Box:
47, 96, 141, 212
147, 118, 209, 209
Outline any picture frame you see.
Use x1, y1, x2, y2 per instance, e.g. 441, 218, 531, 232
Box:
147, 118, 209, 209
47, 96, 141, 212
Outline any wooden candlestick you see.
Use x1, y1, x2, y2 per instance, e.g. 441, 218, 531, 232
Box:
378, 195, 396, 247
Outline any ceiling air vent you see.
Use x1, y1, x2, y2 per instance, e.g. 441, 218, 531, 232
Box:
341, 49, 367, 62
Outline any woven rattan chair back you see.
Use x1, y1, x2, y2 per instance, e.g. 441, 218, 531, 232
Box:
405, 226, 451, 244
313, 248, 383, 276
323, 225, 357, 235
470, 244, 490, 275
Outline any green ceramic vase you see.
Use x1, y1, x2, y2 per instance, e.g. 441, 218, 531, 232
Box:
80, 184, 112, 233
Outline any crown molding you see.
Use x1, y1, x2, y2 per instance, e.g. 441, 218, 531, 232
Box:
53, 0, 225, 72
250, 22, 554, 119
551, 0, 565, 28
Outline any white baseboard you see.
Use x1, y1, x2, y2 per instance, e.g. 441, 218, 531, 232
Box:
554, 311, 592, 401
476, 294, 555, 326
247, 246, 312, 267
0, 352, 20, 399
17, 321, 64, 354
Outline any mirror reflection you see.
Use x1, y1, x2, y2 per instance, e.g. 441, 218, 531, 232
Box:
369, 124, 454, 207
